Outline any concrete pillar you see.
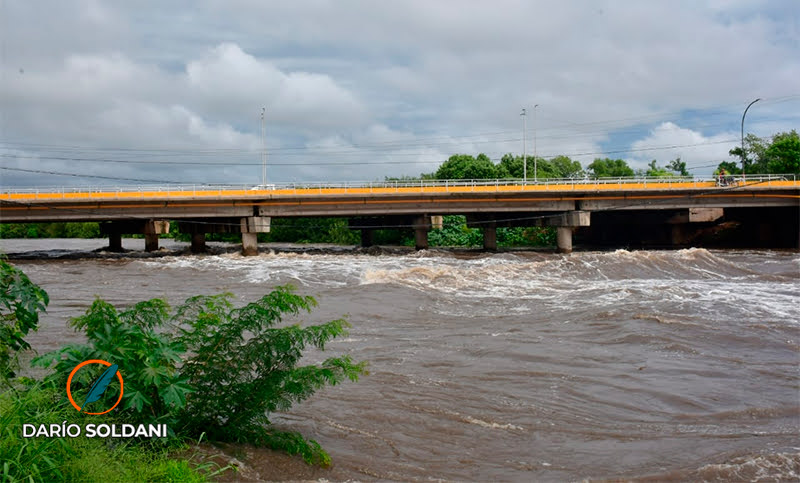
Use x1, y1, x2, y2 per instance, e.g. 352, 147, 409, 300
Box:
483, 223, 497, 251
361, 229, 374, 247
414, 227, 429, 250
413, 215, 430, 250
191, 233, 206, 254
431, 215, 444, 230
144, 233, 159, 252
557, 226, 573, 253
242, 232, 258, 256
143, 220, 169, 252
108, 233, 123, 252
671, 224, 690, 246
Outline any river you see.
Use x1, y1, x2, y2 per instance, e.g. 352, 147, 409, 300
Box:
2, 239, 798, 481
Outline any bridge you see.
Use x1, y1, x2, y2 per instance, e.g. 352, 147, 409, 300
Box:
2, 176, 798, 254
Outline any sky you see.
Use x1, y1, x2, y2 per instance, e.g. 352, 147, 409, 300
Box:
1, 0, 798, 187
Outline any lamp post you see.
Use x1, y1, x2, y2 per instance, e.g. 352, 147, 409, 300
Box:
521, 108, 527, 184
261, 107, 267, 187
533, 104, 539, 183
741, 98, 760, 181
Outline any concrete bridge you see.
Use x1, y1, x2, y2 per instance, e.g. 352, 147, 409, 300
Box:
1, 176, 798, 253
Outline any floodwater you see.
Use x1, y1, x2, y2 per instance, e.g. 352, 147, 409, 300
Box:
2, 239, 799, 482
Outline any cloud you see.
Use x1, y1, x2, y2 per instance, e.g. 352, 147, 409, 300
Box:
185, 43, 367, 130
0, 1, 798, 186
628, 122, 739, 174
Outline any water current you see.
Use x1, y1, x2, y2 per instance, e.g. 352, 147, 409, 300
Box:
2, 239, 798, 481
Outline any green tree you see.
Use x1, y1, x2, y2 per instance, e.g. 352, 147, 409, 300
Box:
427, 216, 482, 247
530, 158, 558, 179
550, 155, 584, 178
265, 218, 359, 244
587, 158, 635, 178
435, 154, 500, 179
666, 157, 690, 176
498, 154, 581, 179
1, 259, 49, 384
714, 161, 742, 175
764, 130, 800, 174
729, 133, 768, 173
499, 154, 523, 178
645, 160, 672, 177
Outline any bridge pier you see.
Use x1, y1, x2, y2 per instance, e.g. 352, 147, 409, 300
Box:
557, 227, 573, 253
108, 233, 123, 252
240, 216, 270, 256
241, 233, 258, 256
144, 234, 159, 252
143, 221, 169, 252
360, 229, 375, 247
191, 233, 206, 254
413, 215, 431, 250
101, 220, 169, 253
483, 222, 497, 251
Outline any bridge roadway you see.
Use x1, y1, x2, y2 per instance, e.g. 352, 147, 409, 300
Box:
1, 177, 798, 253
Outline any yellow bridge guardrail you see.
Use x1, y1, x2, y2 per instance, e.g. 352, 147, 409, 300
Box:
1, 176, 798, 202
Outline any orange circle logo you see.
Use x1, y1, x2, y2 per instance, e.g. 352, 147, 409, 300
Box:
66, 359, 124, 415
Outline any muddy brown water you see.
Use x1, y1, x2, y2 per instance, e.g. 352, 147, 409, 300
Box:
2, 239, 799, 481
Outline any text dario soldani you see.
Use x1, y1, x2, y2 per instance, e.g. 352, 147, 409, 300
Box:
23, 359, 169, 439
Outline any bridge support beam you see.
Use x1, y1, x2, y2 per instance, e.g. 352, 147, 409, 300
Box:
144, 234, 159, 252
191, 233, 206, 254
241, 233, 258, 256
240, 216, 270, 256
101, 220, 169, 253
413, 215, 431, 250
557, 227, 573, 253
143, 220, 169, 252
361, 229, 374, 247
483, 222, 497, 251
108, 233, 123, 252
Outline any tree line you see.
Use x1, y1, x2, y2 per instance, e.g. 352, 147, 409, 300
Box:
406, 129, 798, 181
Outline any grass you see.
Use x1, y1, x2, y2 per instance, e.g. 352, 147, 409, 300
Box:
0, 383, 225, 482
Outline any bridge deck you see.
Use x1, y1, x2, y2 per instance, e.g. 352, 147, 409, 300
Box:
2, 178, 799, 202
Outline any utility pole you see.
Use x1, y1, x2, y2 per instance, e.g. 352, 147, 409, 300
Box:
521, 108, 527, 184
261, 107, 267, 186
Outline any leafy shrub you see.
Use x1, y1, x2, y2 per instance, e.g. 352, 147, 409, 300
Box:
35, 286, 367, 465
428, 215, 482, 247
0, 261, 216, 482
497, 227, 557, 247
34, 298, 190, 424
0, 258, 49, 384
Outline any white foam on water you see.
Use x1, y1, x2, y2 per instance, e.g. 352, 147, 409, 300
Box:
408, 404, 523, 432
694, 452, 800, 482
137, 249, 800, 320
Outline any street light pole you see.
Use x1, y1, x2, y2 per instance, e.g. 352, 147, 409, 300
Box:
261, 107, 267, 186
533, 104, 539, 183
521, 108, 527, 184
741, 98, 760, 181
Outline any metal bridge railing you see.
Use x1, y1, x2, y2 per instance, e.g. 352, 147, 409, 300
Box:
1, 174, 797, 199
